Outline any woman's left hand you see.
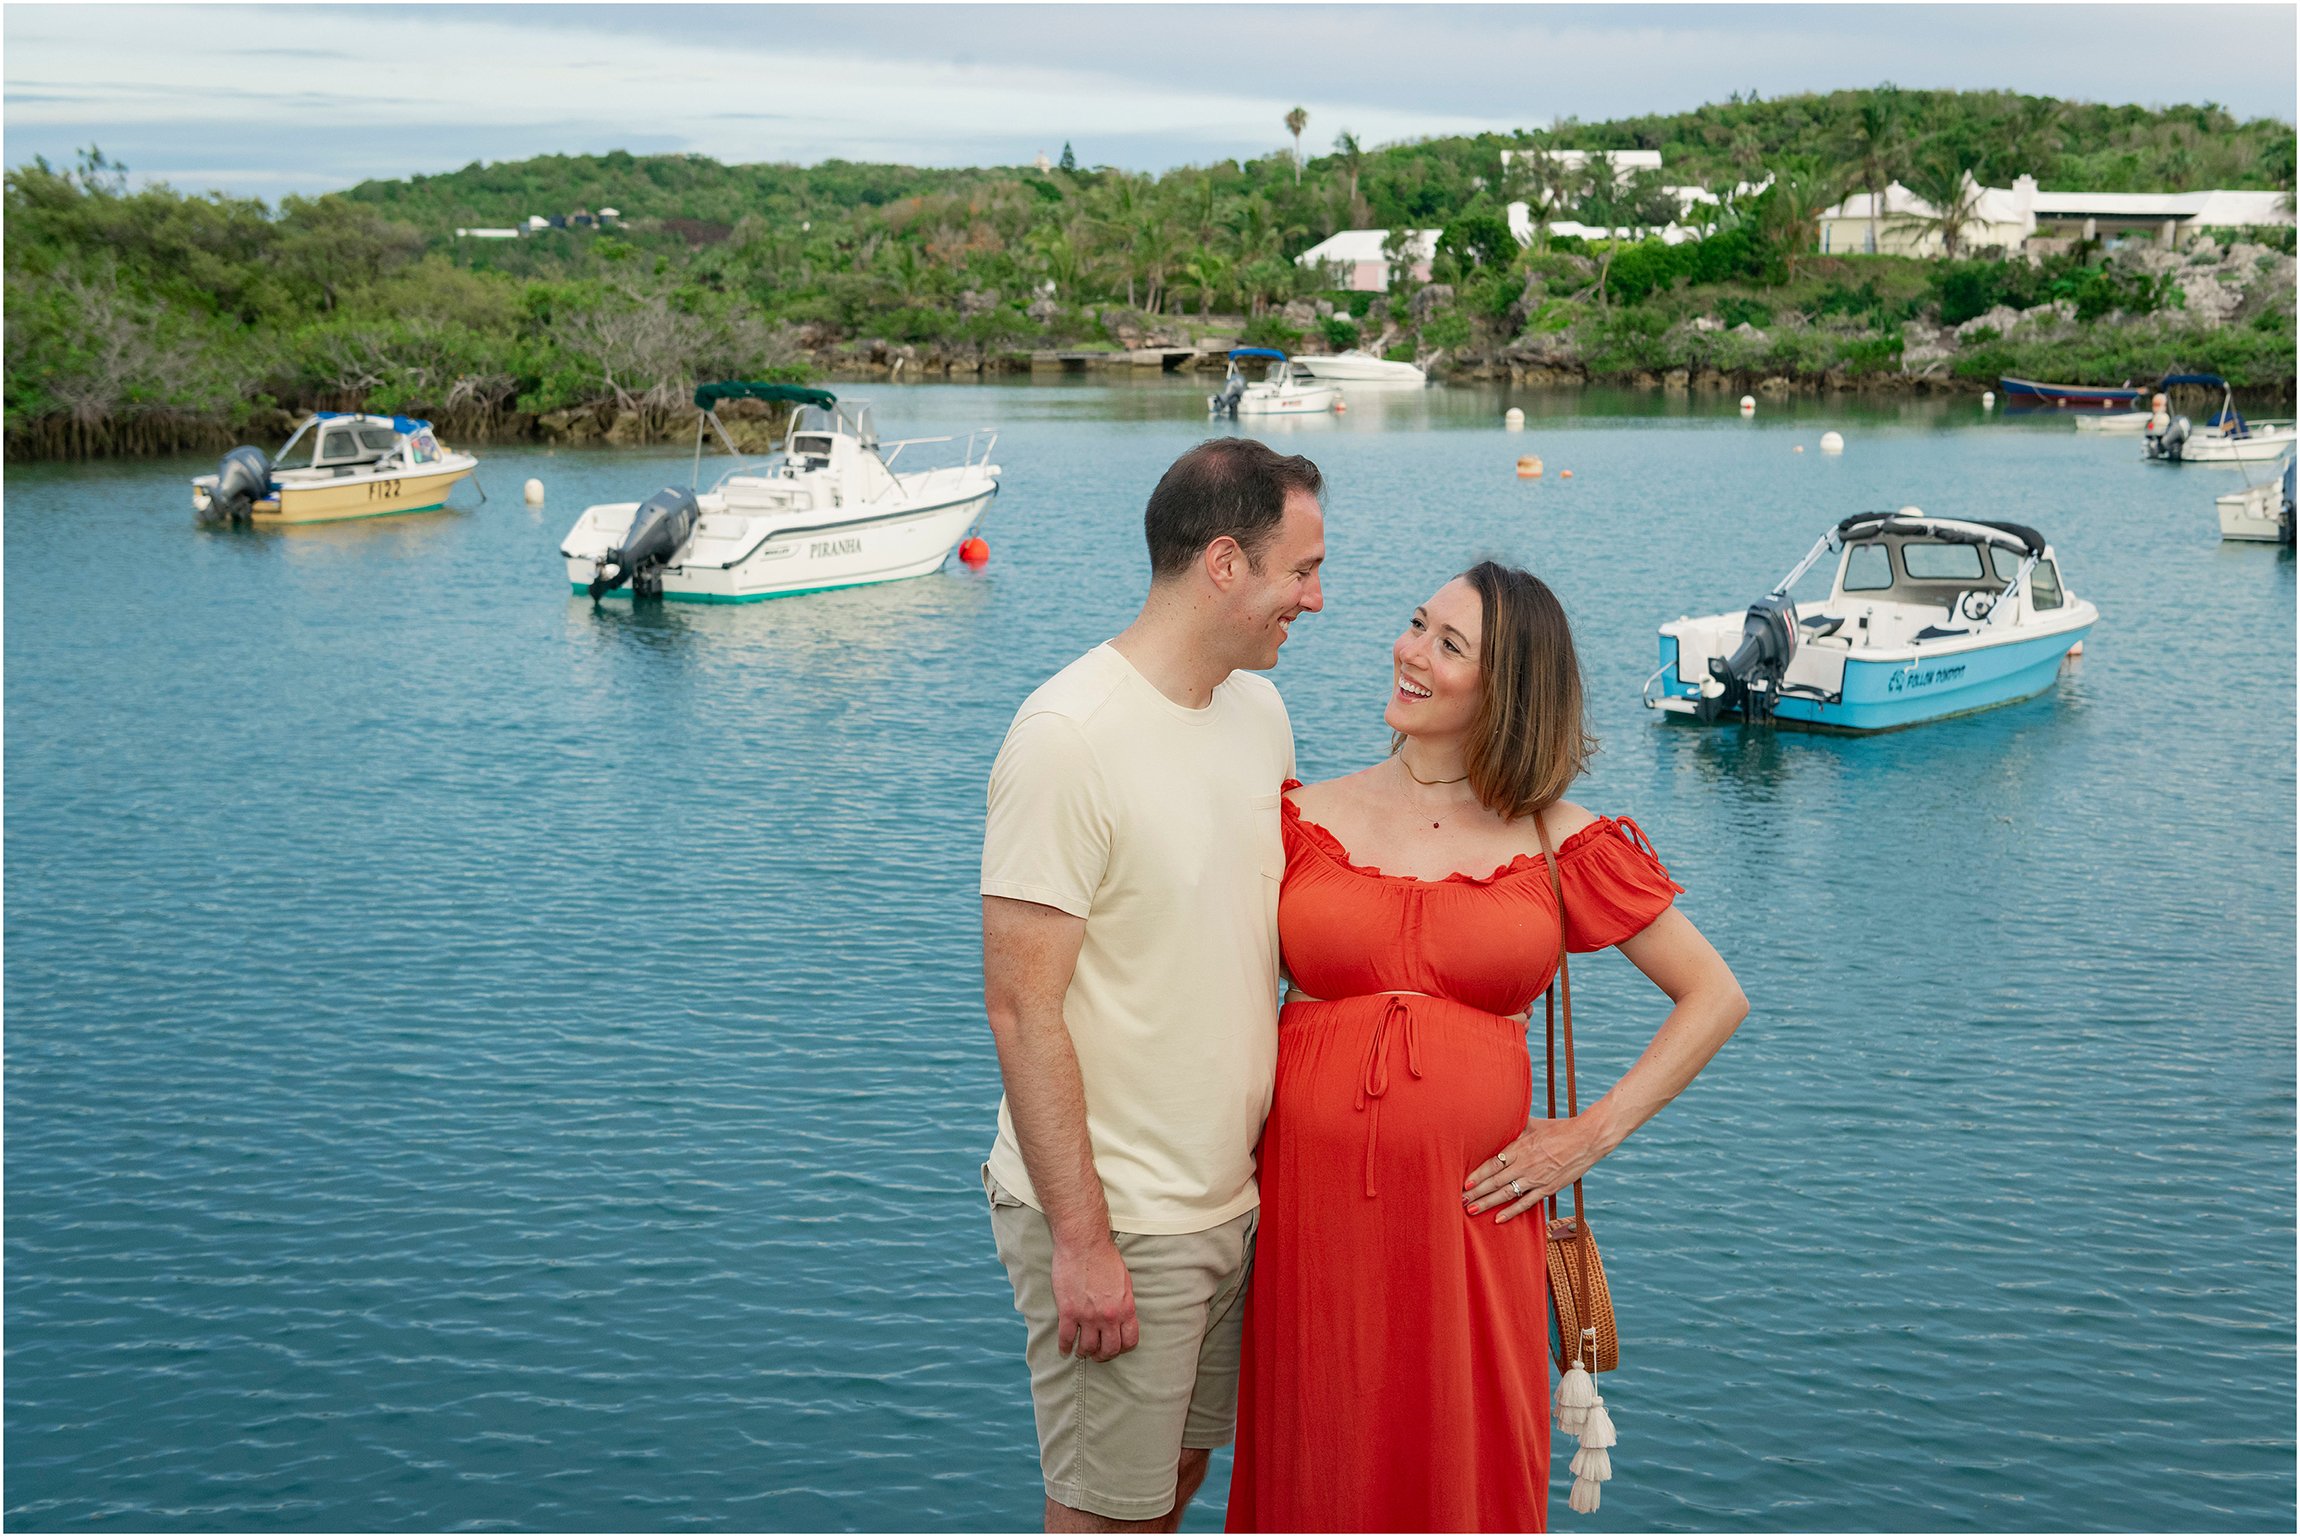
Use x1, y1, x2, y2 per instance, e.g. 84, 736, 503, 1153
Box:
1462, 1117, 1605, 1224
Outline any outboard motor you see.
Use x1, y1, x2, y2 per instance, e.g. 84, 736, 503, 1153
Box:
1702, 592, 1800, 723
1209, 369, 1245, 417
589, 486, 701, 599
203, 445, 273, 524
2145, 414, 2191, 463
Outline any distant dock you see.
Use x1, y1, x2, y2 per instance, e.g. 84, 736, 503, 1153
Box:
1029, 347, 1212, 373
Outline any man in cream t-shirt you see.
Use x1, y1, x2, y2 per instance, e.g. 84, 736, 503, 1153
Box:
981, 438, 1326, 1532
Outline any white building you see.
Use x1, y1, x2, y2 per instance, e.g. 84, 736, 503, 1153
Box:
1500, 148, 1665, 178
1294, 228, 1440, 291
1819, 175, 2293, 257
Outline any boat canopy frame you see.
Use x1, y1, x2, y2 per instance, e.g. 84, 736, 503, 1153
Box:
1772, 512, 2053, 629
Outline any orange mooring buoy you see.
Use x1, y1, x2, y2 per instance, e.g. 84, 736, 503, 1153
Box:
958, 537, 990, 567
1559, 469, 1574, 479
1516, 455, 1543, 479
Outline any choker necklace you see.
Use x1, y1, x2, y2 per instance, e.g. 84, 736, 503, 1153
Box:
1399, 754, 1469, 788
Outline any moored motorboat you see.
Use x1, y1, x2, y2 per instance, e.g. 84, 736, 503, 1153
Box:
1997, 375, 2144, 408
2072, 409, 2159, 434
192, 413, 477, 524
560, 382, 999, 602
2145, 373, 2297, 464
1291, 349, 1427, 385
1644, 509, 2096, 732
2215, 451, 2295, 543
1209, 348, 1343, 416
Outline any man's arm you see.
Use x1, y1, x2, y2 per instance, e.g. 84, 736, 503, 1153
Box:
982, 894, 1140, 1363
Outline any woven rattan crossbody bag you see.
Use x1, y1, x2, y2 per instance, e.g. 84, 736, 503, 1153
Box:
1533, 810, 1621, 1514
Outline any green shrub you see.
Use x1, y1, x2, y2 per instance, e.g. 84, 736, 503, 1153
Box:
1421, 310, 1473, 349
1242, 313, 1304, 349
1319, 314, 1360, 350
1716, 295, 1773, 329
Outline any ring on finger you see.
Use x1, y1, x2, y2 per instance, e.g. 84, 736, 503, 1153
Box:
1497, 1152, 1511, 1168
1509, 1178, 1526, 1196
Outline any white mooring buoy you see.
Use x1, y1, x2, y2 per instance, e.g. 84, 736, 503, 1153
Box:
1504, 406, 1525, 430
1739, 395, 1756, 414
1819, 431, 1845, 455
523, 478, 545, 505
1981, 390, 1996, 409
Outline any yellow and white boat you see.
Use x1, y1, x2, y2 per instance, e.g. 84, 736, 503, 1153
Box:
193, 413, 478, 525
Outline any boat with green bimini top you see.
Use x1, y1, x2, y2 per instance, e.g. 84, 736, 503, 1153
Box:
561, 383, 1000, 602
192, 413, 478, 524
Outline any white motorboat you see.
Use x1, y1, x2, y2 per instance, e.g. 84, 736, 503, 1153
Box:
2215, 452, 2295, 543
2145, 373, 2298, 464
1292, 349, 1427, 385
1645, 509, 2096, 732
2073, 410, 2158, 434
561, 383, 998, 602
193, 412, 478, 524
1209, 348, 1343, 416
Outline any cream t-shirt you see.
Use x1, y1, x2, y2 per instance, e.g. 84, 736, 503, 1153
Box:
981, 642, 1295, 1235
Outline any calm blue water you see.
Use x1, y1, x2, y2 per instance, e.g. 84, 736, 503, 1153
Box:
7, 382, 2293, 1532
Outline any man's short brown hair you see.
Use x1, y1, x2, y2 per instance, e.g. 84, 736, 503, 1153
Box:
1143, 439, 1324, 580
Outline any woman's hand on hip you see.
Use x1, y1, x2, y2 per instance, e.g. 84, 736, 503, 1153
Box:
1462, 1118, 1605, 1224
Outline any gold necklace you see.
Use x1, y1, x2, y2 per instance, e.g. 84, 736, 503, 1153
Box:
1399, 751, 1469, 828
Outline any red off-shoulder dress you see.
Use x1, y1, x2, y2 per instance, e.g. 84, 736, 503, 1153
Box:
1226, 783, 1682, 1534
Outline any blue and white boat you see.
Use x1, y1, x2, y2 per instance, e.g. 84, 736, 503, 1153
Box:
1644, 510, 2097, 732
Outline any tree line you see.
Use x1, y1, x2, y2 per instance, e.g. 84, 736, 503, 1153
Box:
6, 87, 2293, 457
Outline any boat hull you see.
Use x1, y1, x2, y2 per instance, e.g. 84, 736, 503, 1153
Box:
2176, 429, 2297, 464
1998, 376, 2144, 407
1234, 387, 1341, 415
2072, 412, 2156, 433
1292, 354, 1426, 384
1651, 622, 2093, 733
568, 486, 996, 602
193, 460, 477, 523
2216, 484, 2293, 543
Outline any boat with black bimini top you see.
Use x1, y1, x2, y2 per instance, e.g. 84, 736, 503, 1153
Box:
1644, 510, 2096, 732
561, 382, 999, 602
2143, 374, 2298, 465
192, 413, 478, 524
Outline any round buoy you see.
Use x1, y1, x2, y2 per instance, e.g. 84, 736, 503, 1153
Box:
958, 537, 990, 567
1504, 407, 1525, 430
523, 478, 545, 504
1739, 395, 1756, 414
1333, 399, 1347, 413
1819, 431, 1845, 455
1516, 455, 1543, 479
1980, 390, 1996, 410
1794, 444, 1805, 453
1559, 469, 1573, 479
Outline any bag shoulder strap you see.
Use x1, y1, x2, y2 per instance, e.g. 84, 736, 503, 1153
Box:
1533, 807, 1584, 1231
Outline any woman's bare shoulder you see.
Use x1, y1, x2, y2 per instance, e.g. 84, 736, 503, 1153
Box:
1533, 798, 1600, 844
1285, 763, 1389, 818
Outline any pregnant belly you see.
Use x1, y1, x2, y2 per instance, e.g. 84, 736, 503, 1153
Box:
1267, 995, 1533, 1203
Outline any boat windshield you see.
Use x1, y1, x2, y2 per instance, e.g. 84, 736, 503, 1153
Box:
274, 420, 319, 469
1836, 535, 2016, 603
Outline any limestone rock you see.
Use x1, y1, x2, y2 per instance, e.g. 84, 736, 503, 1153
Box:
1409, 284, 1455, 323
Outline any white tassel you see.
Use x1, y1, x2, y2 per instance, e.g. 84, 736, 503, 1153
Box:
1570, 1445, 1612, 1483
1554, 1360, 1597, 1436
1568, 1476, 1601, 1514
1577, 1397, 1617, 1450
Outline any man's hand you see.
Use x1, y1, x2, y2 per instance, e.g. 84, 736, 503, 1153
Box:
1051, 1230, 1139, 1361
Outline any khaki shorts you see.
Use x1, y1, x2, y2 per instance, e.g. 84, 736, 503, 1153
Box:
985, 1167, 1257, 1522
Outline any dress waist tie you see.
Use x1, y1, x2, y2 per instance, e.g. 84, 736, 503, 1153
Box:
1354, 995, 1423, 1198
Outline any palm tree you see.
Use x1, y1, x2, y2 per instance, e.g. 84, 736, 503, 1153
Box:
1507, 150, 1586, 249
1843, 89, 1902, 255
1757, 157, 1844, 278
1893, 148, 1988, 259
1181, 251, 1232, 317
1333, 130, 1366, 224
1285, 106, 1309, 185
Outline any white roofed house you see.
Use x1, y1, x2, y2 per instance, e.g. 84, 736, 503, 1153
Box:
1820, 175, 2294, 258
1294, 228, 1440, 292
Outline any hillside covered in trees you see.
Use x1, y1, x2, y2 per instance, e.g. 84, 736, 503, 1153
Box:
7, 88, 2294, 457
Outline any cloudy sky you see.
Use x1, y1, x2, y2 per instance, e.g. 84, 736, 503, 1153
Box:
6, 3, 2294, 200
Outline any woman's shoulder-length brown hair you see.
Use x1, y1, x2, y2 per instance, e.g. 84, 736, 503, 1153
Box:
1421, 560, 1598, 823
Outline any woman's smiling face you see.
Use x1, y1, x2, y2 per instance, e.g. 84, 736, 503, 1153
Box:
1386, 577, 1484, 738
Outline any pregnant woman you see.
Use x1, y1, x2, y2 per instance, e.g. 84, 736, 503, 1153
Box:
1227, 562, 1749, 1532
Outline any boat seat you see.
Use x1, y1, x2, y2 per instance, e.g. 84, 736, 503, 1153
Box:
1799, 614, 1845, 638
1913, 624, 1969, 642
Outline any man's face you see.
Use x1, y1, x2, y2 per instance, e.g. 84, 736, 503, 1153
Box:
1232, 489, 1326, 670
